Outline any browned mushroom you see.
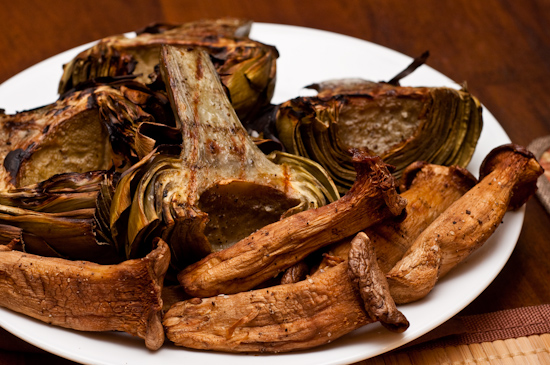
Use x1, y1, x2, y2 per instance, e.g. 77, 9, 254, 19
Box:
163, 232, 407, 353
318, 162, 477, 274
0, 238, 170, 350
386, 144, 543, 303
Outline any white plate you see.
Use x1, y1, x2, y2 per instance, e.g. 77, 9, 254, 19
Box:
0, 23, 521, 365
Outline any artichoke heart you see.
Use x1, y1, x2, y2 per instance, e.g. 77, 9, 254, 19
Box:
274, 79, 483, 193
58, 18, 278, 123
110, 46, 338, 268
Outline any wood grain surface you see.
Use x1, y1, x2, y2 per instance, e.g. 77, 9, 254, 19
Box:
0, 0, 549, 363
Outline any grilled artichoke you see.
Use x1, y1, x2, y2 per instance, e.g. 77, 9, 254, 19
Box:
109, 45, 338, 268
0, 80, 178, 263
58, 18, 278, 123
0, 80, 174, 191
0, 43, 334, 268
272, 79, 483, 193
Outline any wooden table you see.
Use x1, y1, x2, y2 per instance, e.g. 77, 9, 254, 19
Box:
1, 1, 549, 363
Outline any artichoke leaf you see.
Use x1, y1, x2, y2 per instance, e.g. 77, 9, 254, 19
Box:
0, 204, 113, 262
0, 170, 120, 263
266, 151, 340, 205
126, 155, 182, 259
109, 148, 174, 255
0, 170, 112, 213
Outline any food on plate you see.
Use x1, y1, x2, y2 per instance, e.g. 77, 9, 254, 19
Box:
0, 82, 172, 190
265, 78, 482, 193
109, 45, 338, 268
280, 260, 309, 284
0, 17, 542, 355
320, 161, 477, 274
386, 144, 543, 303
0, 238, 170, 350
347, 232, 409, 332
58, 18, 278, 123
372, 162, 478, 272
164, 232, 407, 353
177, 149, 406, 297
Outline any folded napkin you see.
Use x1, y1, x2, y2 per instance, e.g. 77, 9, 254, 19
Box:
362, 305, 550, 365
411, 304, 550, 349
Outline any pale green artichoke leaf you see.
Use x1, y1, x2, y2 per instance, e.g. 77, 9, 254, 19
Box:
266, 151, 340, 205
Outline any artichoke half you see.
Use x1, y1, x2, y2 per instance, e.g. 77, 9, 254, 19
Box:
273, 79, 483, 193
110, 46, 338, 269
0, 81, 177, 263
0, 51, 336, 267
58, 18, 278, 123
0, 80, 175, 191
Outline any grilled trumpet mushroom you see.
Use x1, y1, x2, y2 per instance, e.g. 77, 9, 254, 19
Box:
386, 144, 543, 303
0, 81, 174, 191
164, 232, 407, 353
372, 162, 477, 272
319, 162, 477, 274
109, 46, 338, 268
58, 18, 278, 122
0, 238, 170, 350
178, 150, 406, 297
271, 79, 483, 193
